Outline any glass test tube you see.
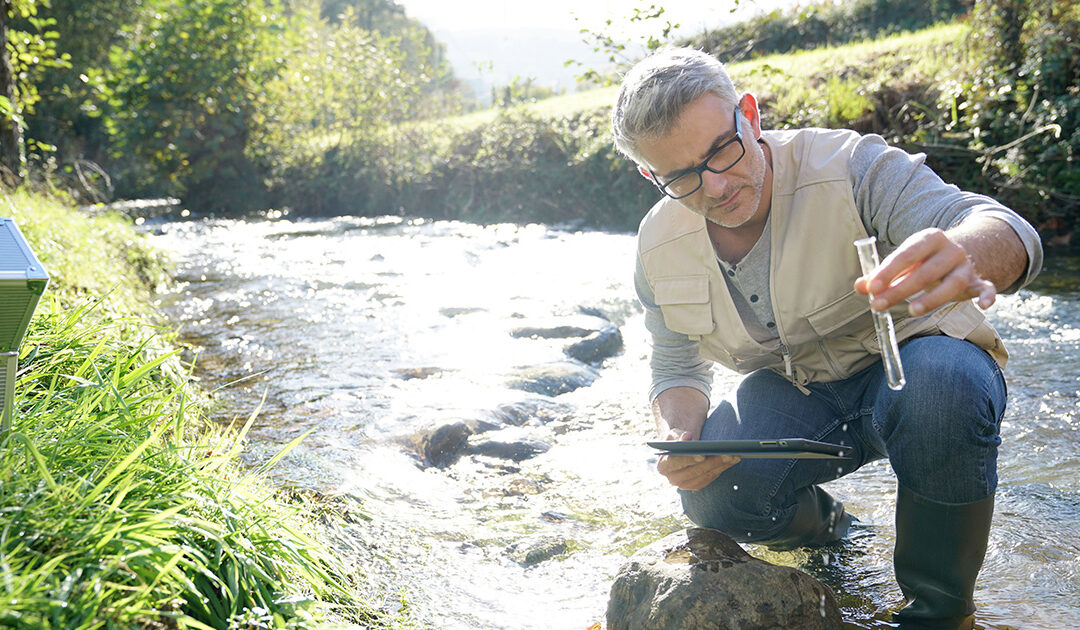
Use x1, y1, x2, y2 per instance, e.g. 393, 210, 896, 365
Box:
854, 236, 906, 391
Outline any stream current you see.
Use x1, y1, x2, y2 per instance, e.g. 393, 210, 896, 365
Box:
149, 214, 1080, 629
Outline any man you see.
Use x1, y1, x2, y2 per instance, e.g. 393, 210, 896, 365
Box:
612, 47, 1042, 630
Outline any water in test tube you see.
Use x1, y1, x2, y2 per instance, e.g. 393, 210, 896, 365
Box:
854, 236, 906, 390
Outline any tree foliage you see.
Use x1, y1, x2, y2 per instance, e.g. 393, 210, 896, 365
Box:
1, 0, 71, 183
102, 0, 287, 211
568, 2, 682, 87
963, 0, 1080, 224
18, 0, 143, 158
6, 0, 470, 212
248, 6, 430, 185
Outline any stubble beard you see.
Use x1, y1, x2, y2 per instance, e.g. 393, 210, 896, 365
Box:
702, 147, 767, 229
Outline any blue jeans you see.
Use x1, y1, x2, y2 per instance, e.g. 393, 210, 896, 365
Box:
680, 336, 1007, 544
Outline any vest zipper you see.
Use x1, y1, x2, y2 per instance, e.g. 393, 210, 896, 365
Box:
779, 341, 811, 395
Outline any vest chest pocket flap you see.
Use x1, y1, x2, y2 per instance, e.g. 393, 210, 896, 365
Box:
806, 289, 873, 338
653, 275, 715, 336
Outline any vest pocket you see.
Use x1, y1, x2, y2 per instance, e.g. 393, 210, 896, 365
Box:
806, 290, 873, 337
653, 275, 715, 336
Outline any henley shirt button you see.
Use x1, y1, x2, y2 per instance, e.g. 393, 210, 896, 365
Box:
767, 322, 776, 328
750, 294, 759, 302
727, 269, 735, 277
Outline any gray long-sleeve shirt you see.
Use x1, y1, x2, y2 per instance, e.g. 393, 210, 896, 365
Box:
635, 131, 1044, 402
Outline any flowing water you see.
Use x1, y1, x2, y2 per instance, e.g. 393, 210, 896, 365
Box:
148, 214, 1080, 630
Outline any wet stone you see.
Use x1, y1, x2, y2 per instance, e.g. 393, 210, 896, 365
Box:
607, 527, 843, 630
393, 366, 444, 380
413, 422, 471, 468
407, 420, 495, 469
541, 510, 571, 522
467, 431, 551, 462
508, 536, 571, 567
508, 361, 599, 396
509, 314, 611, 339
484, 477, 547, 497
564, 323, 623, 365
491, 398, 574, 427
440, 306, 484, 318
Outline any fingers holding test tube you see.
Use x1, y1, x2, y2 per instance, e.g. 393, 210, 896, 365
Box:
854, 236, 906, 390
853, 227, 997, 316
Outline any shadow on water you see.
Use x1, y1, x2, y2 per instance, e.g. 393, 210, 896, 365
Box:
148, 216, 1079, 630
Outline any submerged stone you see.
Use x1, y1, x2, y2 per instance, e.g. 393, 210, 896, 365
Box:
508, 535, 571, 567
407, 419, 501, 468
415, 421, 472, 468
468, 430, 551, 462
607, 527, 843, 630
508, 361, 599, 396
470, 439, 550, 462
393, 366, 444, 380
491, 398, 574, 426
509, 314, 611, 339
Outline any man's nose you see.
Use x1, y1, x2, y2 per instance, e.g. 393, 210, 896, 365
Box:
701, 169, 729, 196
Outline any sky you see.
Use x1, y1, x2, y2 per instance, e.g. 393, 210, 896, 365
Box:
394, 0, 802, 97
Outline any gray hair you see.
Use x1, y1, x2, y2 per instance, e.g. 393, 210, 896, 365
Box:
611, 47, 739, 165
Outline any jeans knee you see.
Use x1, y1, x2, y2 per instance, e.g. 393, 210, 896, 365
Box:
883, 338, 1005, 439
877, 337, 1006, 502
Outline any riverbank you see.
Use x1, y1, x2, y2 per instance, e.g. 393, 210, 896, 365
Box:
260, 20, 1072, 243
0, 190, 407, 628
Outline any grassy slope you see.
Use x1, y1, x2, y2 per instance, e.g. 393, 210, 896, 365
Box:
444, 21, 966, 126
0, 190, 402, 629
378, 22, 975, 232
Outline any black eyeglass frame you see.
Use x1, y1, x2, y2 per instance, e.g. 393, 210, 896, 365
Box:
648, 108, 747, 200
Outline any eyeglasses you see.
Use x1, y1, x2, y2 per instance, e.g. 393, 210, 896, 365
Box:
649, 109, 747, 200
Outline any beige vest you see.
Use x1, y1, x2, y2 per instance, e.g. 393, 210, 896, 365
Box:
637, 128, 1007, 386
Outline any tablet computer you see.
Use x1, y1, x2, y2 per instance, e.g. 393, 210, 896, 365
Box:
647, 438, 851, 459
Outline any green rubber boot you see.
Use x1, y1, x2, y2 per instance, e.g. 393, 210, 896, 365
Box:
892, 485, 995, 630
764, 485, 854, 550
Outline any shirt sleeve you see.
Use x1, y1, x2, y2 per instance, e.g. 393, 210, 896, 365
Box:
850, 134, 1043, 292
635, 251, 714, 402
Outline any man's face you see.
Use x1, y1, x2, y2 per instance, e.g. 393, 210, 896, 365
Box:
636, 93, 769, 229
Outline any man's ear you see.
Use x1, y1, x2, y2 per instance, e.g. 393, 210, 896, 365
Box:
738, 93, 763, 139
638, 166, 654, 182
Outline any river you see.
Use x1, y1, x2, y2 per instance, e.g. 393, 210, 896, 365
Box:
148, 214, 1079, 630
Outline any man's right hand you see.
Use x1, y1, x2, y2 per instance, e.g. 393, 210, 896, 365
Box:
656, 428, 740, 491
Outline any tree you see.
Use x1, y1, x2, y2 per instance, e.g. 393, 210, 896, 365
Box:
965, 0, 1080, 222
567, 2, 682, 87
0, 0, 23, 185
23, 0, 148, 162
104, 0, 287, 210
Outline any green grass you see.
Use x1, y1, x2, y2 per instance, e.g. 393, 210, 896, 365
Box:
431, 20, 967, 128
729, 22, 969, 127
0, 190, 400, 628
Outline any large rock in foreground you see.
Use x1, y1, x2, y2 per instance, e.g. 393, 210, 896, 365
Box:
607, 528, 843, 630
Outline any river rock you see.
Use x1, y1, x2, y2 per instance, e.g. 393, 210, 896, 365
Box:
564, 323, 623, 365
607, 527, 843, 630
393, 366, 444, 380
407, 418, 496, 468
440, 306, 484, 318
409, 421, 472, 468
508, 535, 570, 567
468, 429, 551, 462
509, 314, 611, 339
508, 361, 599, 396
491, 398, 574, 426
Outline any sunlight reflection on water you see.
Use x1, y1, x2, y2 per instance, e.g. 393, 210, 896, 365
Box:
150, 216, 1080, 630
